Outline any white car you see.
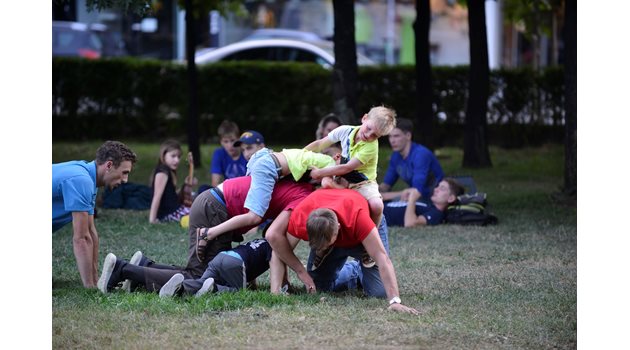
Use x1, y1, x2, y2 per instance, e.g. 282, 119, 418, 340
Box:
194, 38, 375, 69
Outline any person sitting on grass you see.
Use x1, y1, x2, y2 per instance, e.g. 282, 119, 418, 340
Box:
378, 118, 445, 203
198, 120, 248, 194
382, 178, 464, 227
149, 139, 197, 224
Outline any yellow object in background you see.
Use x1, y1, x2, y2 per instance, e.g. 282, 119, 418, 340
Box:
180, 215, 189, 229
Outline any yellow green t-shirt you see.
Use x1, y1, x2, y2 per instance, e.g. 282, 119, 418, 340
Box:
282, 148, 335, 181
328, 125, 378, 181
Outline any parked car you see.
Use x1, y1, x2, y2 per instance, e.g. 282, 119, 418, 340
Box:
242, 28, 324, 42
195, 38, 375, 68
53, 21, 127, 59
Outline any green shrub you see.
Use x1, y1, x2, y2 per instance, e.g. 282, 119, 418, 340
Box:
53, 58, 564, 147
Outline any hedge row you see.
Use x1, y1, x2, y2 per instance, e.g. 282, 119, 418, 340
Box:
53, 58, 564, 147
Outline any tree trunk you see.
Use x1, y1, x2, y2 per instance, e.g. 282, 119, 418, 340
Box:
563, 0, 576, 195
332, 0, 359, 124
185, 0, 201, 167
413, 0, 434, 150
463, 0, 492, 168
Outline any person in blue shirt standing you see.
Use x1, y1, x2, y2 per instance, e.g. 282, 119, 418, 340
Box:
379, 118, 444, 202
52, 140, 136, 288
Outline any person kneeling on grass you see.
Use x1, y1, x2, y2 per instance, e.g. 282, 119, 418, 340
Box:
266, 188, 419, 314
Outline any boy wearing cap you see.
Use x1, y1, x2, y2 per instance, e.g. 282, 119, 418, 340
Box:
196, 130, 340, 261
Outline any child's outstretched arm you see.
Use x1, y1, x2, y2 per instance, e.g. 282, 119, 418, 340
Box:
304, 137, 334, 152
310, 157, 363, 180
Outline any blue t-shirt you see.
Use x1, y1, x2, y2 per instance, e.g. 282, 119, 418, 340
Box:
210, 147, 247, 180
383, 200, 444, 226
382, 142, 444, 200
52, 160, 97, 232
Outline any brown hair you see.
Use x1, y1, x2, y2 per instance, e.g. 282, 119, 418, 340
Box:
395, 118, 414, 135
95, 141, 137, 167
316, 113, 342, 139
217, 120, 240, 139
443, 178, 465, 197
366, 106, 397, 136
306, 208, 338, 250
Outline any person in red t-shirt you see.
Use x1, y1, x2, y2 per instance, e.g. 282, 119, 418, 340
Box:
266, 188, 419, 314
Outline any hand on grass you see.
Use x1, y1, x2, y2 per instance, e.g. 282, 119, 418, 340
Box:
388, 303, 420, 315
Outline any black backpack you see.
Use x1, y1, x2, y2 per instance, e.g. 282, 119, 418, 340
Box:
444, 193, 498, 226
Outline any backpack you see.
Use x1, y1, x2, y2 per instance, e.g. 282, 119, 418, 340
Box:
444, 192, 498, 226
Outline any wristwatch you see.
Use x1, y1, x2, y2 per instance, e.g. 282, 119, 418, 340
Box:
389, 296, 401, 305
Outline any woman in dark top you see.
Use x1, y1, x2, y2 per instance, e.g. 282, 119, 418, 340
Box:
149, 139, 195, 223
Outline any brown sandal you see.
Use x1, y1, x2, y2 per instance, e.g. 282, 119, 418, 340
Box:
196, 227, 210, 263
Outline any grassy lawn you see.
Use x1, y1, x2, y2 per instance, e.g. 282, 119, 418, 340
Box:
52, 142, 576, 349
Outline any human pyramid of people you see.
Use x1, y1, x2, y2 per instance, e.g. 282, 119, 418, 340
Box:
53, 106, 466, 315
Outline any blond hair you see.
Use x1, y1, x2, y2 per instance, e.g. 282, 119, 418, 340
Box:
366, 106, 397, 135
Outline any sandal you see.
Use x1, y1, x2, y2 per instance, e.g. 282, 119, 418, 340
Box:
196, 227, 211, 263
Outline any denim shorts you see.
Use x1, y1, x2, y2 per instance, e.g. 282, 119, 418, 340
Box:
244, 148, 279, 217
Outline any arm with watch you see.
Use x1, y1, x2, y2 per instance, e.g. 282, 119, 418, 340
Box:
362, 228, 420, 315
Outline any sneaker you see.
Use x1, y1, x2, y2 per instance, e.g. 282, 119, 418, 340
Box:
361, 253, 376, 268
121, 251, 143, 292
194, 278, 215, 298
97, 253, 118, 293
159, 273, 184, 298
312, 246, 333, 270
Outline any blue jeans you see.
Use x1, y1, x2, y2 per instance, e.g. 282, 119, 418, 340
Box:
307, 217, 390, 298
244, 148, 279, 217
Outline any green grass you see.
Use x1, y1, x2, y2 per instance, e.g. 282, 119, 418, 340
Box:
52, 142, 576, 349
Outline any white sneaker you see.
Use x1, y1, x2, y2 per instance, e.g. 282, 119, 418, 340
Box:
195, 278, 215, 298
97, 253, 117, 294
121, 251, 143, 292
159, 273, 184, 298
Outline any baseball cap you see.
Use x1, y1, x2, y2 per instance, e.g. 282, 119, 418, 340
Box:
233, 130, 265, 147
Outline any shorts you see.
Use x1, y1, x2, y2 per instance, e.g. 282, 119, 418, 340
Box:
349, 180, 382, 202
244, 148, 280, 217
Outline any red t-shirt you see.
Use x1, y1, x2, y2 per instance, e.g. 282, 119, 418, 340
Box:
222, 176, 314, 234
287, 189, 376, 248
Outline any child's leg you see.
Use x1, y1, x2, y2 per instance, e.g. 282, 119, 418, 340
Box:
367, 197, 384, 228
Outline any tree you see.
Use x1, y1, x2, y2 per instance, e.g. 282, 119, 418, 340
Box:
85, 0, 241, 167
413, 0, 434, 150
503, 0, 564, 69
332, 0, 359, 124
563, 0, 576, 195
462, 0, 492, 168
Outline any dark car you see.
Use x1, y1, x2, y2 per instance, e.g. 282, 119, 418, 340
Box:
53, 21, 127, 59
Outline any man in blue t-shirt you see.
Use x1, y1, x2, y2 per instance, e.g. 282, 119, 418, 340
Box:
383, 178, 464, 227
379, 118, 444, 202
52, 141, 136, 288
